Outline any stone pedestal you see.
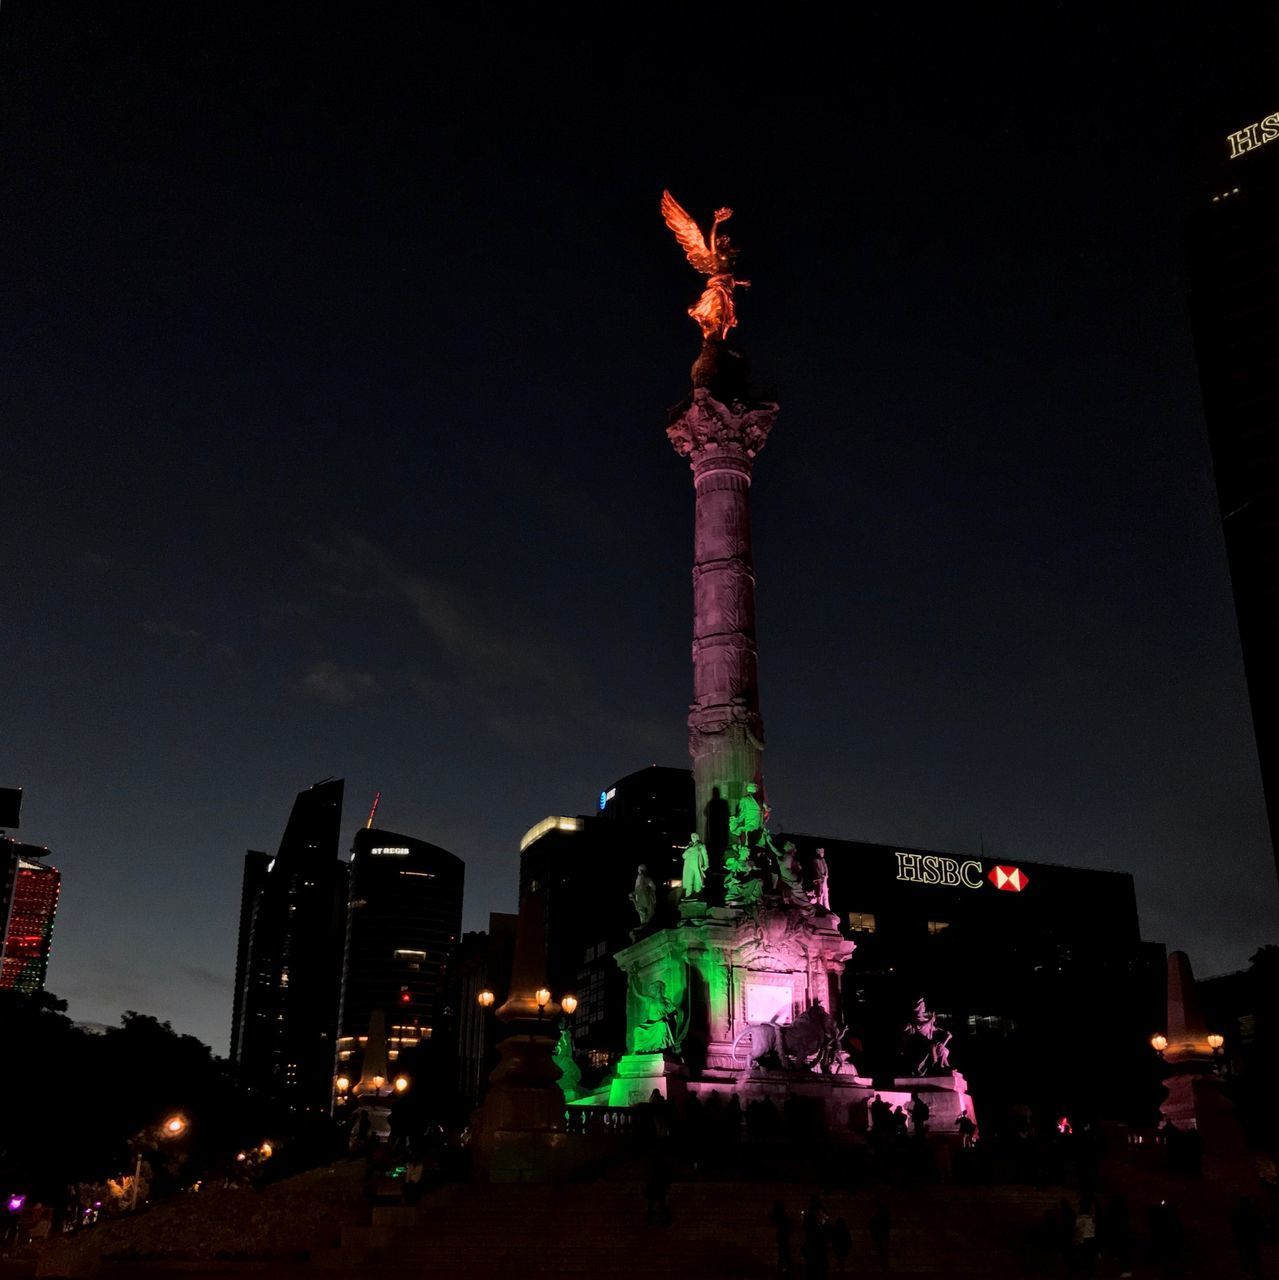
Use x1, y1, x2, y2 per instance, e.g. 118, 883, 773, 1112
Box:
471, 888, 569, 1181
612, 901, 854, 1078
607, 1051, 687, 1107
875, 1072, 976, 1133
472, 1031, 568, 1182
1156, 950, 1253, 1189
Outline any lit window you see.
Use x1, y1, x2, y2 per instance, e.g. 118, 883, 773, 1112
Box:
926, 920, 949, 936
847, 912, 877, 933
519, 815, 583, 851
966, 1014, 1015, 1036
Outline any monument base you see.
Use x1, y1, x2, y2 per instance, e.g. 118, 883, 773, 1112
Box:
689, 1069, 877, 1135
472, 1032, 567, 1182
874, 1071, 975, 1133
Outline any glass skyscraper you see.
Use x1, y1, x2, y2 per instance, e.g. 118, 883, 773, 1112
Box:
334, 827, 464, 1087
230, 779, 347, 1109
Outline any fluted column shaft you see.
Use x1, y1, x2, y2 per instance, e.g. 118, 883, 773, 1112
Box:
667, 385, 778, 838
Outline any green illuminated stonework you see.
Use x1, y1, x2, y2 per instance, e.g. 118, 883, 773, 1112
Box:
604, 903, 854, 1107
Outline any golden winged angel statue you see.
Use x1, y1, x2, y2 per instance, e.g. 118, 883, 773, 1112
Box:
661, 189, 750, 341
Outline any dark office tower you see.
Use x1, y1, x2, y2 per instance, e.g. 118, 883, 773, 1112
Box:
0, 839, 60, 994
231, 779, 346, 1109
444, 912, 518, 1107
1187, 60, 1279, 881
228, 850, 270, 1063
522, 765, 695, 1073
334, 827, 464, 1086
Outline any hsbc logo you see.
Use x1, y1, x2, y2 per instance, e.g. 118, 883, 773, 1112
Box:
988, 865, 1029, 893
894, 852, 1031, 895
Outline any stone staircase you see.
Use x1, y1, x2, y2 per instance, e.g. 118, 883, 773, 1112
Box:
311, 1179, 1068, 1277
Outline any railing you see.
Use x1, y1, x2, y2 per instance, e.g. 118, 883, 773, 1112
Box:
563, 1106, 640, 1137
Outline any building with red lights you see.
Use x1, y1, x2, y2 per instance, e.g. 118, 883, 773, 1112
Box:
334, 826, 464, 1090
0, 838, 61, 993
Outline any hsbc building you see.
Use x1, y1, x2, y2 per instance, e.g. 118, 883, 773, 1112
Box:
781, 832, 1164, 1120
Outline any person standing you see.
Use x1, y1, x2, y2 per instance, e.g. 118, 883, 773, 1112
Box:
802, 1195, 829, 1279
910, 1093, 930, 1137
1231, 1196, 1262, 1279
771, 1200, 792, 1278
644, 1160, 672, 1226
1098, 1193, 1133, 1278
1073, 1201, 1097, 1277
829, 1216, 851, 1273
869, 1202, 891, 1269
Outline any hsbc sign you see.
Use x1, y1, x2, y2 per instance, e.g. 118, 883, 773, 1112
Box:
895, 851, 983, 888
895, 851, 1030, 894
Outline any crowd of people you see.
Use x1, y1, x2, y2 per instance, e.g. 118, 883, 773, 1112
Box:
769, 1194, 885, 1278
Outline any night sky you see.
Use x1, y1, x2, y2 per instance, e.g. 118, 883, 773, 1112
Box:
5, 6, 1277, 1053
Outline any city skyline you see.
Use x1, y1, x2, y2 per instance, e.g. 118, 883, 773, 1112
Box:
4, 7, 1279, 1053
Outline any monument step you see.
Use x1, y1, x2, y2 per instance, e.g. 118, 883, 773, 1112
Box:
312, 1181, 1069, 1277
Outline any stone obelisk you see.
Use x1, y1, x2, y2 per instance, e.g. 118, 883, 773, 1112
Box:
667, 342, 778, 840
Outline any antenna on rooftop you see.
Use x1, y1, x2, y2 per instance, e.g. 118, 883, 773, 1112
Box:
366, 791, 381, 830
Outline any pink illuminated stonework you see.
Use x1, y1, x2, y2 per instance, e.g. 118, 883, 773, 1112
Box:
668, 376, 778, 835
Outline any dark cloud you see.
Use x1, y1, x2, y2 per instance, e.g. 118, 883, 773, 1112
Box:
299, 661, 379, 706
180, 965, 233, 991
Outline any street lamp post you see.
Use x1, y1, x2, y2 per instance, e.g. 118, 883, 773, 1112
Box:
130, 1115, 187, 1211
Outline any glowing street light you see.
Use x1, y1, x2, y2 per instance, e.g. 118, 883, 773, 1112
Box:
131, 1114, 189, 1210
535, 987, 551, 1024
1207, 1033, 1224, 1051
259, 1142, 273, 1158
335, 1075, 351, 1094
560, 994, 578, 1016
1150, 1034, 1168, 1054
477, 989, 495, 1009
393, 1075, 410, 1094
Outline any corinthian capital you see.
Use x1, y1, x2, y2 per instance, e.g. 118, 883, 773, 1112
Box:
667, 387, 779, 462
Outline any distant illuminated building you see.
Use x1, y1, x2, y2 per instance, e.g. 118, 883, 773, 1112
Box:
334, 827, 464, 1086
521, 765, 693, 1069
1187, 73, 1279, 881
229, 779, 347, 1109
0, 839, 60, 994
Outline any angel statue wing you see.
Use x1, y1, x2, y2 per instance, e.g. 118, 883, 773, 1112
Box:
661, 189, 717, 274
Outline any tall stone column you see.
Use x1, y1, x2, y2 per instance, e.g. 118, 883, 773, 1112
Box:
667, 344, 779, 841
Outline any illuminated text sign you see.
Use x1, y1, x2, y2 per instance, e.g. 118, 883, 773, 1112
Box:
370, 846, 410, 856
1227, 110, 1279, 159
895, 851, 983, 888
